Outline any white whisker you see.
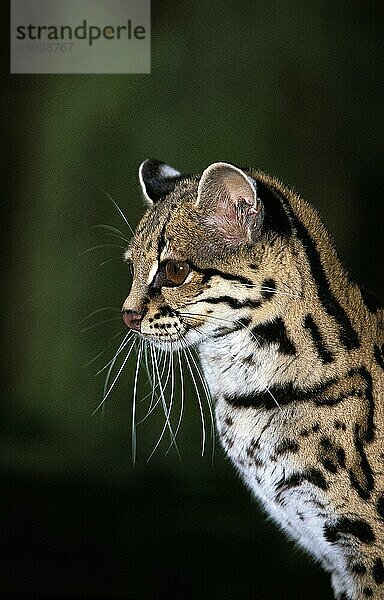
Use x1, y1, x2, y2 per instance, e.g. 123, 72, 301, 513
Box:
99, 257, 125, 267
131, 341, 143, 464
83, 330, 125, 368
98, 186, 135, 235
80, 306, 121, 323
183, 348, 206, 457
96, 332, 134, 376
143, 343, 153, 387
94, 224, 131, 244
179, 312, 281, 411
147, 349, 180, 462
78, 243, 127, 256
185, 346, 215, 462
92, 337, 136, 416
137, 346, 165, 423
165, 348, 185, 456
80, 316, 122, 333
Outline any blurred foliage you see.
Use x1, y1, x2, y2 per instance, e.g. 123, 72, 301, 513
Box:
3, 1, 384, 598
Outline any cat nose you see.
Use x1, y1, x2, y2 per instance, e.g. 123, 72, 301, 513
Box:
122, 310, 143, 332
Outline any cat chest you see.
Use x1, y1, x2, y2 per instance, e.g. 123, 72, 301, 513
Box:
198, 333, 281, 400
214, 400, 333, 556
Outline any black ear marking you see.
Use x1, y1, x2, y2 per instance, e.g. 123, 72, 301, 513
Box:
139, 159, 184, 205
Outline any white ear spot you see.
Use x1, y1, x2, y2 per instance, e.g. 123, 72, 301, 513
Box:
139, 160, 183, 206
159, 165, 182, 178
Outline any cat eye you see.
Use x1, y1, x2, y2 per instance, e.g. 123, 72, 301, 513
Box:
163, 260, 190, 286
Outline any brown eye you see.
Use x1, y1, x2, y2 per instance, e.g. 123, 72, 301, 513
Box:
164, 260, 190, 286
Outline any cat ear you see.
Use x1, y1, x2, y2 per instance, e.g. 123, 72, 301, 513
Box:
195, 162, 263, 245
139, 159, 183, 205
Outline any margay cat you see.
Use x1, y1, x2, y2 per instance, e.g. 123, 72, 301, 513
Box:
121, 159, 384, 599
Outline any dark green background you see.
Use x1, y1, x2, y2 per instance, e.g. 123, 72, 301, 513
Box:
4, 2, 384, 599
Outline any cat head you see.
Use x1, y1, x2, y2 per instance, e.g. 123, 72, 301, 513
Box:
121, 160, 297, 348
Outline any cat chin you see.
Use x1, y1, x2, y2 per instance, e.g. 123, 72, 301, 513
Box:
140, 328, 204, 351
141, 336, 195, 352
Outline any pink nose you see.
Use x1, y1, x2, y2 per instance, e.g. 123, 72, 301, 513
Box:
122, 310, 143, 332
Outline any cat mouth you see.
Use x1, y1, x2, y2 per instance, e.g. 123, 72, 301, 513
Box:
140, 320, 205, 350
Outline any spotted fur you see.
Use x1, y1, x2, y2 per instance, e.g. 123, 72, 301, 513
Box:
122, 160, 384, 599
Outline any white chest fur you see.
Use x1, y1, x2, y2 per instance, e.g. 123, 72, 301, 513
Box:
198, 333, 337, 570
213, 396, 336, 570
198, 329, 282, 399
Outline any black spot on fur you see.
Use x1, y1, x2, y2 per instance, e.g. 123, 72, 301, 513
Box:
334, 420, 347, 431
336, 448, 346, 468
157, 223, 167, 260
320, 436, 332, 450
274, 439, 300, 456
275, 188, 360, 350
224, 379, 336, 410
319, 437, 346, 474
256, 180, 293, 238
348, 424, 374, 500
377, 494, 384, 520
246, 439, 262, 467
260, 278, 276, 300
363, 588, 373, 597
158, 305, 174, 317
278, 468, 328, 492
373, 558, 384, 584
303, 313, 334, 363
351, 562, 367, 575
212, 317, 252, 339
204, 296, 261, 310
348, 368, 375, 444
243, 353, 255, 365
359, 286, 384, 313
324, 517, 375, 545
315, 369, 374, 456
147, 285, 161, 299
252, 317, 296, 355
374, 344, 384, 370
222, 435, 234, 449
321, 457, 338, 474
190, 264, 254, 286
299, 424, 320, 438
312, 371, 365, 407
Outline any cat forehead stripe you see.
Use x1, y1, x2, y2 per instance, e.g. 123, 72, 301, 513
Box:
146, 261, 159, 286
